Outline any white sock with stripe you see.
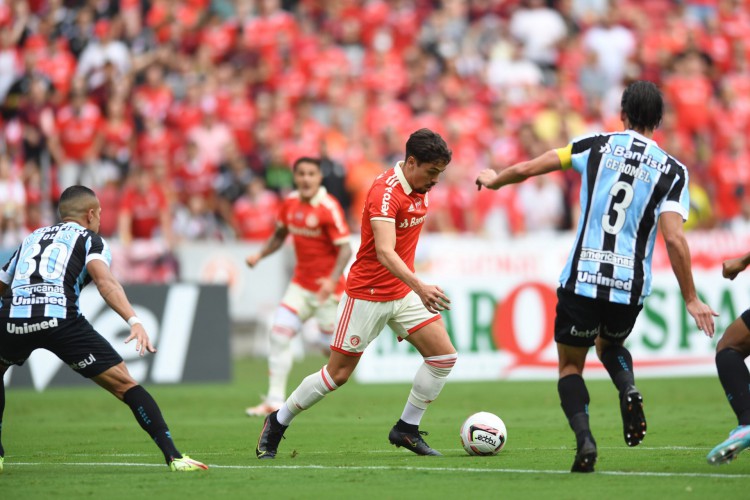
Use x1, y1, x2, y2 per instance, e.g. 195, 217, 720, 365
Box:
401, 353, 458, 426
266, 307, 302, 403
277, 365, 338, 426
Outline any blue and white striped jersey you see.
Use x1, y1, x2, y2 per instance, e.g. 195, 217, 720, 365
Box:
556, 130, 690, 305
0, 222, 111, 319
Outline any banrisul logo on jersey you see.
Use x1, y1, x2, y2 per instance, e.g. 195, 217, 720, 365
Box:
3, 284, 230, 391
600, 143, 670, 174
354, 233, 740, 383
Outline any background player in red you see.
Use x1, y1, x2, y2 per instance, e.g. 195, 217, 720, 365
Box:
256, 129, 456, 459
244, 157, 352, 417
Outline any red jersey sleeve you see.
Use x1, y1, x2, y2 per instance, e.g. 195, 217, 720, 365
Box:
277, 198, 290, 228
321, 195, 350, 244
367, 176, 402, 222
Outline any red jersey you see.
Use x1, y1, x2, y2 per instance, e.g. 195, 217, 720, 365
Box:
279, 188, 350, 294
347, 163, 428, 301
119, 185, 169, 239
54, 102, 103, 161
233, 191, 280, 241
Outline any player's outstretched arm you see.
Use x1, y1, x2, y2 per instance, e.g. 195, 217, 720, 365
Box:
476, 149, 562, 190
659, 211, 718, 337
246, 223, 289, 268
722, 252, 750, 280
371, 220, 449, 314
87, 259, 155, 356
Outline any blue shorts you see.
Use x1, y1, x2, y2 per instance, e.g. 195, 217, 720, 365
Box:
0, 315, 123, 378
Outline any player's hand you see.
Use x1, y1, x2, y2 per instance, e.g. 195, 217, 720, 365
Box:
245, 253, 262, 268
686, 298, 718, 338
475, 169, 498, 191
416, 283, 451, 314
315, 277, 336, 304
722, 257, 748, 280
124, 324, 157, 356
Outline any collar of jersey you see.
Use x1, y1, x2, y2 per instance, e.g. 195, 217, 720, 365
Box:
625, 129, 655, 145
61, 221, 85, 230
300, 186, 327, 206
394, 162, 412, 195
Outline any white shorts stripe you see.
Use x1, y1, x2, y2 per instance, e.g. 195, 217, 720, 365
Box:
333, 296, 354, 349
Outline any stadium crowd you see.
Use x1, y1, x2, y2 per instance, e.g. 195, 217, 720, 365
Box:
1, 0, 749, 257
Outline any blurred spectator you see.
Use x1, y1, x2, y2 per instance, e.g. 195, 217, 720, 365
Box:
97, 173, 121, 238
187, 97, 234, 167
577, 49, 609, 109
76, 18, 131, 91
319, 140, 351, 218
684, 169, 717, 231
516, 174, 566, 233
18, 76, 54, 167
663, 51, 713, 140
570, 0, 610, 24
48, 86, 104, 190
709, 132, 750, 223
427, 163, 477, 234
345, 137, 386, 229
101, 98, 135, 180
582, 9, 636, 88
118, 168, 173, 245
487, 38, 544, 100
0, 28, 22, 103
0, 154, 26, 248
215, 145, 254, 227
133, 63, 173, 123
173, 194, 223, 242
172, 139, 217, 205
137, 114, 176, 171
509, 0, 567, 77
37, 35, 77, 99
232, 176, 280, 241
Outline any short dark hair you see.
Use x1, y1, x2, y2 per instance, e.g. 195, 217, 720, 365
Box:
620, 80, 663, 131
404, 129, 452, 166
58, 185, 97, 219
293, 157, 322, 172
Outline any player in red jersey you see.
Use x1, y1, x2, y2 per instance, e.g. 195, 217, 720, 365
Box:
245, 157, 352, 417
256, 129, 456, 458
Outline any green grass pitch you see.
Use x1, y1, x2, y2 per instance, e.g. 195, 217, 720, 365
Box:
1, 356, 748, 499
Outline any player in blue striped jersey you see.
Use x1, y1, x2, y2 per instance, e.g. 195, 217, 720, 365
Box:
477, 81, 717, 472
0, 186, 206, 473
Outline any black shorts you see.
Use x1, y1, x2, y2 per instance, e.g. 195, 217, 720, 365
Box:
554, 287, 643, 348
0, 315, 123, 378
741, 309, 750, 330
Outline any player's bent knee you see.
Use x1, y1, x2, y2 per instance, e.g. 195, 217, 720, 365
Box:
92, 363, 138, 400
327, 366, 353, 386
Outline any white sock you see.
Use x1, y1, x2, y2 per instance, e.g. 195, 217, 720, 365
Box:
402, 353, 458, 426
267, 325, 295, 402
266, 307, 302, 402
278, 365, 338, 426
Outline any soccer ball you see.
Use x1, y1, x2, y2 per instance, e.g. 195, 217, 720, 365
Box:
460, 412, 507, 456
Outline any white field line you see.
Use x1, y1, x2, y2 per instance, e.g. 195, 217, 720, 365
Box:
8, 461, 750, 479
7, 445, 711, 458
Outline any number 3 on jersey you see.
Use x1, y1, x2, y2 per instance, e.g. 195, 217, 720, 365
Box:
16, 242, 70, 281
602, 181, 634, 235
